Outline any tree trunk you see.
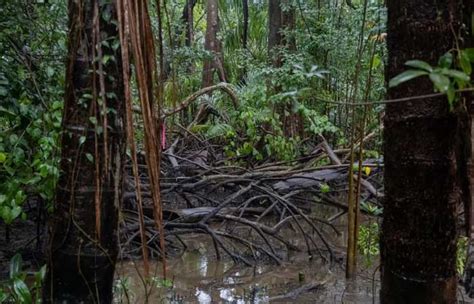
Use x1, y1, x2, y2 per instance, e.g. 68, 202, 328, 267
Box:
201, 0, 225, 88
381, 0, 469, 302
268, 0, 301, 137
242, 0, 249, 50
195, 0, 226, 124
182, 0, 198, 48
268, 0, 283, 67
43, 1, 125, 302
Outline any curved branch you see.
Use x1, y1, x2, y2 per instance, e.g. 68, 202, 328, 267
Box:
132, 82, 239, 119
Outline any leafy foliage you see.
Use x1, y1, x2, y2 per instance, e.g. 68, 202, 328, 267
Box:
389, 51, 474, 108
357, 221, 380, 266
0, 254, 46, 303
0, 1, 66, 224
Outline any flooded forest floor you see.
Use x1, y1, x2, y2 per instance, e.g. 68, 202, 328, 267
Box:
1, 136, 472, 303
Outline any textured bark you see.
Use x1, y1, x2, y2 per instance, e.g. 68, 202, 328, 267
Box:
196, 0, 226, 124
182, 0, 198, 48
268, 0, 284, 67
242, 0, 249, 50
201, 0, 225, 88
43, 1, 125, 302
381, 0, 469, 302
268, 0, 301, 137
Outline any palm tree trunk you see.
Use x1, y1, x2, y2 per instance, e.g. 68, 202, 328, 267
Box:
43, 1, 125, 302
381, 0, 469, 302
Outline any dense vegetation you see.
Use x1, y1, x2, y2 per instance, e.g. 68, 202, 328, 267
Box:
0, 0, 473, 302
0, 0, 386, 226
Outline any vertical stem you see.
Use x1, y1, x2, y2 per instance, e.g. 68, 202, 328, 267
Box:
346, 0, 369, 279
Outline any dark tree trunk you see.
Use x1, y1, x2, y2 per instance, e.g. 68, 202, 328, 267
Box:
182, 0, 198, 48
242, 0, 249, 50
239, 0, 249, 83
268, 0, 284, 67
43, 0, 125, 303
268, 0, 301, 137
381, 0, 469, 302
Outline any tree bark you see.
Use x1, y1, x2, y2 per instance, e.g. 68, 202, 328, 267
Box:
268, 0, 300, 137
201, 0, 225, 88
44, 1, 125, 302
242, 0, 249, 50
182, 0, 198, 48
195, 0, 226, 124
381, 0, 469, 302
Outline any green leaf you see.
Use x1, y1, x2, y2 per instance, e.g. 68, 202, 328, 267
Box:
0, 106, 16, 118
0, 290, 8, 303
102, 55, 112, 65
405, 60, 433, 72
0, 152, 6, 163
13, 279, 32, 304
37, 265, 46, 282
438, 52, 453, 68
320, 183, 330, 194
465, 48, 474, 62
46, 66, 55, 77
429, 72, 450, 93
459, 51, 472, 75
371, 54, 382, 70
389, 70, 429, 88
441, 69, 470, 82
10, 254, 22, 279
9, 134, 18, 145
86, 153, 94, 163
79, 136, 86, 146
10, 206, 22, 222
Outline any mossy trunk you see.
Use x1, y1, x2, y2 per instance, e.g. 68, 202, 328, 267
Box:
43, 1, 125, 303
381, 0, 470, 302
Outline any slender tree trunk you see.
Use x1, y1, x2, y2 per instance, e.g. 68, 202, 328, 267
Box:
195, 0, 226, 124
242, 0, 249, 50
182, 0, 197, 48
381, 0, 469, 302
202, 0, 225, 88
268, 0, 283, 67
44, 1, 124, 302
238, 0, 250, 84
268, 0, 301, 137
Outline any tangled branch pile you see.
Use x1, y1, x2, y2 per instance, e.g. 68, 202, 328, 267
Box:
120, 133, 383, 266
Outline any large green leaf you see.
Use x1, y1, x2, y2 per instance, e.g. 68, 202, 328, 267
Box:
13, 279, 32, 304
389, 70, 428, 88
9, 254, 22, 279
405, 60, 433, 72
459, 51, 472, 75
0, 289, 8, 303
429, 72, 450, 93
441, 69, 470, 82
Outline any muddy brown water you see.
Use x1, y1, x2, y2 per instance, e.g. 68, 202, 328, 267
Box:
115, 233, 380, 303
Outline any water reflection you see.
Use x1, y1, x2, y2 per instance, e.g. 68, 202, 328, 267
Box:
115, 235, 379, 303
196, 288, 211, 304
199, 255, 208, 277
